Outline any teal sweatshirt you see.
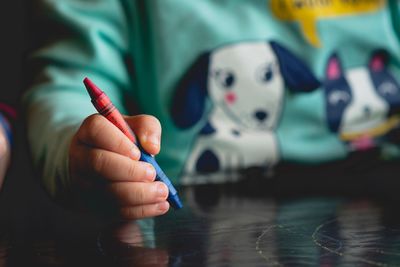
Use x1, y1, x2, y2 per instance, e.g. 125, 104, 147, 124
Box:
25, 0, 400, 197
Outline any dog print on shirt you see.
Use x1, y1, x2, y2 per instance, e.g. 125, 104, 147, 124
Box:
323, 50, 400, 152
171, 41, 320, 184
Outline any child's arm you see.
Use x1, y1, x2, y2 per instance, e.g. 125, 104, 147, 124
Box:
25, 1, 168, 218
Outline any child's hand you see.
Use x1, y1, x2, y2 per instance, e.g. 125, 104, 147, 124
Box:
69, 114, 170, 219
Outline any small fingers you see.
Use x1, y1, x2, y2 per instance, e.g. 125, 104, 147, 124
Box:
108, 181, 168, 206
89, 148, 156, 182
125, 115, 162, 155
77, 114, 140, 160
119, 201, 170, 219
74, 146, 156, 182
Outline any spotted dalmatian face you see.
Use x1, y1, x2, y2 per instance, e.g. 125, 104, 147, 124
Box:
170, 40, 321, 180
208, 43, 285, 130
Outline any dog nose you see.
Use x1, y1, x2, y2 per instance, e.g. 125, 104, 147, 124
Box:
254, 110, 268, 121
363, 106, 372, 118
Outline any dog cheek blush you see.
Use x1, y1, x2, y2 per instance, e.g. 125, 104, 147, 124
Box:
225, 92, 236, 104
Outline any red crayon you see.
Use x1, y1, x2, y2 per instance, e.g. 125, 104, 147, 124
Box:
83, 77, 183, 209
84, 78, 136, 143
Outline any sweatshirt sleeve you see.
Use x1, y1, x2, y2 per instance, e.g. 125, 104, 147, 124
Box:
24, 0, 132, 202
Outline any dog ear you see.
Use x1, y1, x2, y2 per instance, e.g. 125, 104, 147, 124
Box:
324, 53, 349, 133
170, 52, 210, 129
369, 49, 389, 72
326, 53, 343, 80
269, 41, 320, 92
368, 50, 400, 116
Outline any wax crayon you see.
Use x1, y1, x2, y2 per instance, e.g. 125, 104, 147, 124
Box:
83, 77, 183, 209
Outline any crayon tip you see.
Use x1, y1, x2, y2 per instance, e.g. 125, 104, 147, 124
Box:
169, 194, 183, 209
83, 77, 103, 99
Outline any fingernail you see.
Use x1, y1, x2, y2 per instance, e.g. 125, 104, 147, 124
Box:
148, 134, 160, 148
146, 165, 156, 180
157, 183, 168, 198
157, 201, 169, 212
131, 147, 141, 159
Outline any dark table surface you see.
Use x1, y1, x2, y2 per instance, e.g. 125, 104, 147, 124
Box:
3, 137, 400, 267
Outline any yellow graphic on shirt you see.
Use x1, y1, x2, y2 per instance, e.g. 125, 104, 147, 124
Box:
270, 0, 386, 47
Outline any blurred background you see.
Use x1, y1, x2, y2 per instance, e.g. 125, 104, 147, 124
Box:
0, 0, 25, 107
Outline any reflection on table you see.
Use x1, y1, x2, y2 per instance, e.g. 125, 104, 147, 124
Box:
100, 182, 400, 267
3, 160, 400, 266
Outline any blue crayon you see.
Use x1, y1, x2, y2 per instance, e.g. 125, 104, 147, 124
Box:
140, 151, 183, 209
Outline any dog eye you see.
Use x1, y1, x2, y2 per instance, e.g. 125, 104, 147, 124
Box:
378, 82, 398, 96
214, 69, 235, 89
328, 90, 350, 106
257, 64, 274, 83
